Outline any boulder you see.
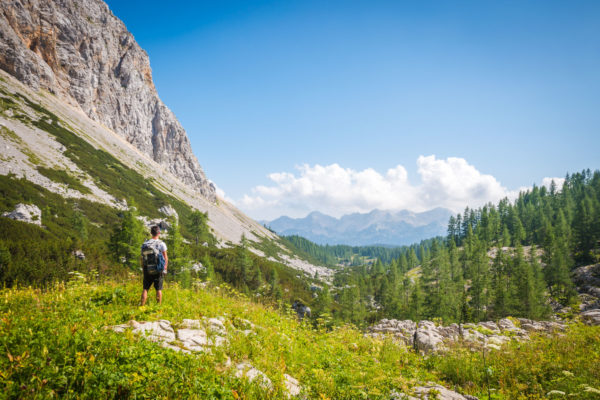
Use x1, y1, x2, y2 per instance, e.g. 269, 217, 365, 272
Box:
2, 203, 42, 225
581, 309, 600, 326
158, 205, 178, 220
414, 321, 445, 353
497, 318, 516, 331
391, 383, 477, 400
284, 374, 302, 398
180, 319, 202, 329
292, 301, 312, 320
130, 320, 176, 342
206, 317, 227, 335
235, 362, 272, 389
72, 250, 86, 260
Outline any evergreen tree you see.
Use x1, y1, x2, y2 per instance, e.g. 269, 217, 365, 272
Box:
109, 202, 145, 268
71, 211, 88, 242
187, 210, 210, 246
202, 255, 215, 281
573, 192, 597, 263
409, 280, 424, 321
491, 249, 508, 318
165, 216, 188, 274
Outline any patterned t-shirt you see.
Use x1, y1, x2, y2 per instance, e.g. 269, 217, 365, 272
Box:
141, 238, 167, 253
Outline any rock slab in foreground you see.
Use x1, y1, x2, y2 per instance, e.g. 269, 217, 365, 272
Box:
391, 383, 478, 400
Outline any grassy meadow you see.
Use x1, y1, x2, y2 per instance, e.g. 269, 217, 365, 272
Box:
1, 276, 599, 399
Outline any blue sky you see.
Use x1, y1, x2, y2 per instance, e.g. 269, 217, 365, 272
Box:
105, 0, 600, 219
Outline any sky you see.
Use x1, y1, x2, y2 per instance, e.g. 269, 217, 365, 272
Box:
105, 0, 600, 220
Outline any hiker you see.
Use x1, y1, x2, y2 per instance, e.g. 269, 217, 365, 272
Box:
140, 225, 168, 305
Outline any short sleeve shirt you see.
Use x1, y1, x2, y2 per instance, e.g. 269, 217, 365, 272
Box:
142, 239, 167, 253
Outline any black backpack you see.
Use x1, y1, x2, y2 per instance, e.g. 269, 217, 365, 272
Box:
141, 240, 165, 276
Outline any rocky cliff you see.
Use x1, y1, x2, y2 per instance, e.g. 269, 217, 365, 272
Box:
0, 0, 215, 200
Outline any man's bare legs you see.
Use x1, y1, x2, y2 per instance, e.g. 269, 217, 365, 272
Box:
140, 289, 162, 305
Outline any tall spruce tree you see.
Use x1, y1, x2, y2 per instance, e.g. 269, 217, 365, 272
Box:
109, 201, 145, 269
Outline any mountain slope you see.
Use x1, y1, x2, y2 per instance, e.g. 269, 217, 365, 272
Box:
0, 0, 214, 198
2, 279, 599, 399
265, 208, 452, 246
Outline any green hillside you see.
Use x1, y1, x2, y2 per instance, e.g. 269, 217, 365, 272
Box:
1, 279, 599, 399
0, 76, 319, 307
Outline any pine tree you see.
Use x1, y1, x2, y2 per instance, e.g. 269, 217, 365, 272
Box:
409, 280, 424, 321
202, 255, 215, 281
71, 211, 88, 242
491, 249, 508, 318
109, 201, 145, 268
573, 192, 597, 263
187, 210, 210, 246
165, 216, 188, 274
543, 222, 576, 305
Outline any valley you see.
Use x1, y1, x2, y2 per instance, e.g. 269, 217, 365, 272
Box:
0, 0, 599, 398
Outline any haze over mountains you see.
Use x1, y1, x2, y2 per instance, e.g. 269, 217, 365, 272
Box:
264, 208, 453, 246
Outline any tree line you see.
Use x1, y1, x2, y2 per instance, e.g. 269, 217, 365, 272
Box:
329, 169, 600, 325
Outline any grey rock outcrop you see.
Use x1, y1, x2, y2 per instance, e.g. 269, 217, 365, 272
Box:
158, 204, 178, 220
573, 264, 600, 311
0, 0, 215, 200
369, 317, 564, 353
391, 383, 477, 400
284, 374, 302, 398
581, 309, 600, 326
235, 362, 273, 390
110, 318, 228, 353
1, 203, 42, 225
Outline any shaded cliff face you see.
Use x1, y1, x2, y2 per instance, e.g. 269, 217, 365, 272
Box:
0, 0, 216, 201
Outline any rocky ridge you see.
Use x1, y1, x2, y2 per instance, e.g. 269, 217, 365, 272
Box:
0, 0, 215, 200
368, 317, 566, 353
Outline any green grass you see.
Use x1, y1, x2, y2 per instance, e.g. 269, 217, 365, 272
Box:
1, 279, 599, 399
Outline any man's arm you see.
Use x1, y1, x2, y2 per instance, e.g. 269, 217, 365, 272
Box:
162, 251, 168, 274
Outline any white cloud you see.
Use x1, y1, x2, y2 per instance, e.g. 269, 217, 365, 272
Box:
238, 155, 553, 220
541, 177, 565, 191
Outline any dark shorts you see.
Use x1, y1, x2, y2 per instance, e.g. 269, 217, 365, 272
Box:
143, 272, 163, 291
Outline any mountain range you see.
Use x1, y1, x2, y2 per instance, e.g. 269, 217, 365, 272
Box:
263, 208, 453, 246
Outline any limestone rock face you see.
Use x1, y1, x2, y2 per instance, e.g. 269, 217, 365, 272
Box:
581, 309, 600, 326
0, 0, 216, 200
1, 203, 42, 225
368, 317, 564, 353
391, 383, 477, 400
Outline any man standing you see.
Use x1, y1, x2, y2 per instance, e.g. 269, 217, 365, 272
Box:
140, 225, 168, 305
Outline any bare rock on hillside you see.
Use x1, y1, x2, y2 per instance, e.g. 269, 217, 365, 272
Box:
368, 317, 565, 353
284, 374, 302, 398
235, 362, 273, 390
391, 383, 477, 400
581, 309, 600, 326
0, 0, 216, 200
1, 203, 42, 225
414, 321, 447, 353
158, 205, 178, 220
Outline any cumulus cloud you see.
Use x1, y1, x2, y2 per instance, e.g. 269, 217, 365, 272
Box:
238, 155, 559, 220
541, 177, 565, 191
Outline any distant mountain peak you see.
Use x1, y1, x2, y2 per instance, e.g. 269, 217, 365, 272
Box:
267, 208, 452, 246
